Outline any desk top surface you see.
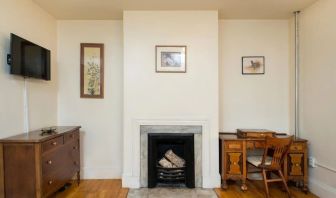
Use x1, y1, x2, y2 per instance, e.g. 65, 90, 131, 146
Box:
219, 132, 307, 142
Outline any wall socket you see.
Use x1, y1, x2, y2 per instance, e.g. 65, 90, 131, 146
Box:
309, 156, 316, 168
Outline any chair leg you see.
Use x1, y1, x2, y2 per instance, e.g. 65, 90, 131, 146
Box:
278, 170, 291, 198
262, 169, 270, 198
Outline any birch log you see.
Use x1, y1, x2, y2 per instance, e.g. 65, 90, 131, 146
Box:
165, 149, 185, 167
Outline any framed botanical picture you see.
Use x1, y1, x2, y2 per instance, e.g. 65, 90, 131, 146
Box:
242, 56, 265, 75
155, 45, 187, 73
80, 43, 104, 98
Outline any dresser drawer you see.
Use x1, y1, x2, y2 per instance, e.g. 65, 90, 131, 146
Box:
42, 147, 66, 175
64, 130, 79, 143
42, 170, 67, 197
224, 141, 243, 151
42, 136, 64, 153
67, 140, 80, 168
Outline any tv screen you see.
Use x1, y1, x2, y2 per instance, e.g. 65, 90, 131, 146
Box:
10, 33, 50, 80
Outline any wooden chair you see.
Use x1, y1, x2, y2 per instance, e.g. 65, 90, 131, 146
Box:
247, 136, 293, 198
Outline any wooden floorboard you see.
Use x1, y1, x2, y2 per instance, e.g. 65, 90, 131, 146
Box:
52, 179, 318, 198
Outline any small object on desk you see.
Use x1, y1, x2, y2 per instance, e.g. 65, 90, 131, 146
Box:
40, 127, 57, 136
237, 129, 276, 138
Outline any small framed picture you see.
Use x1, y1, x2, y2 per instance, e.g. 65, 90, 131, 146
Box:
80, 43, 104, 98
155, 45, 186, 73
242, 56, 265, 75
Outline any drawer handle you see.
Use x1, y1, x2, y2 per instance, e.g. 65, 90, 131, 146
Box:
74, 161, 78, 165
52, 142, 57, 146
69, 134, 74, 138
73, 146, 77, 150
47, 160, 52, 165
48, 180, 53, 185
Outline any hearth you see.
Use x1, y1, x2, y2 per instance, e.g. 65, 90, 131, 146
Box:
148, 133, 195, 188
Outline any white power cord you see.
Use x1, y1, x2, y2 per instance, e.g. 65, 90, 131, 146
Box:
23, 78, 29, 133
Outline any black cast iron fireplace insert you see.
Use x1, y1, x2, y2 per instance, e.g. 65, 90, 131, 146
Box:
148, 133, 195, 188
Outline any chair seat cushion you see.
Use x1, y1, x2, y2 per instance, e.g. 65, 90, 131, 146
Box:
247, 155, 272, 167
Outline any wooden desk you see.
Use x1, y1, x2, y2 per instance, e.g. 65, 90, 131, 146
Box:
219, 131, 308, 192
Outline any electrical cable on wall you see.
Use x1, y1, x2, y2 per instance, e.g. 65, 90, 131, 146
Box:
23, 77, 29, 133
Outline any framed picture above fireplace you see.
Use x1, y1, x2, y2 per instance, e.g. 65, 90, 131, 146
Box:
155, 45, 187, 73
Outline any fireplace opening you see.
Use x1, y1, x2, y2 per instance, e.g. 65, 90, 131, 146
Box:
148, 133, 195, 188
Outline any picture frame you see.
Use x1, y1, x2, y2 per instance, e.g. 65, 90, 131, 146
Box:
155, 45, 187, 73
80, 43, 104, 98
242, 56, 265, 75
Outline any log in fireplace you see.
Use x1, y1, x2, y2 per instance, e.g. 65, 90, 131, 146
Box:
148, 133, 195, 188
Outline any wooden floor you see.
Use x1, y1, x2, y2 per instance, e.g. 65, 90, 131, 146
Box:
51, 180, 128, 198
215, 180, 319, 198
52, 179, 318, 198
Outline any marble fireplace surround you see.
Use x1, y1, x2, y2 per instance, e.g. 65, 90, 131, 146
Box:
140, 125, 202, 187
122, 119, 219, 188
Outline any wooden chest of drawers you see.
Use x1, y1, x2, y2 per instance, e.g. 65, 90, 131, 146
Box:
0, 126, 81, 198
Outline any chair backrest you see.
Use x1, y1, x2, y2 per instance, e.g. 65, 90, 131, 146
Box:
261, 136, 293, 170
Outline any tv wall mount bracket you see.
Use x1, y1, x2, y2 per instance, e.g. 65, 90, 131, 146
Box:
7, 54, 11, 65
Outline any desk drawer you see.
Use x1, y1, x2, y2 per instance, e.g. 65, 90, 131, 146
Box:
225, 141, 243, 151
290, 143, 305, 152
246, 141, 255, 149
42, 136, 64, 153
254, 141, 265, 149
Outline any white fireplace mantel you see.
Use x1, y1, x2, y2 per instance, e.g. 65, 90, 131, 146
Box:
122, 119, 220, 188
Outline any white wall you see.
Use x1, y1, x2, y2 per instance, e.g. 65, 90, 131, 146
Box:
123, 11, 219, 188
219, 20, 290, 133
299, 0, 336, 197
57, 21, 123, 178
0, 0, 57, 137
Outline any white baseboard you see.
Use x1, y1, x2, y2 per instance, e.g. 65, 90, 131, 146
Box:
202, 173, 221, 188
122, 175, 140, 188
310, 179, 336, 198
81, 167, 121, 179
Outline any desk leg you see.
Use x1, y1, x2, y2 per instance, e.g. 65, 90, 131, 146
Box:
221, 141, 228, 190
302, 181, 308, 193
241, 141, 248, 191
303, 146, 309, 194
241, 179, 247, 191
222, 180, 228, 190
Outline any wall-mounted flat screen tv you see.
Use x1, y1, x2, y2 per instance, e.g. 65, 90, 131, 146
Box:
9, 33, 50, 80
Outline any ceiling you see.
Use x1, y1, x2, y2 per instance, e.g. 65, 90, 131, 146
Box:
33, 0, 317, 20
